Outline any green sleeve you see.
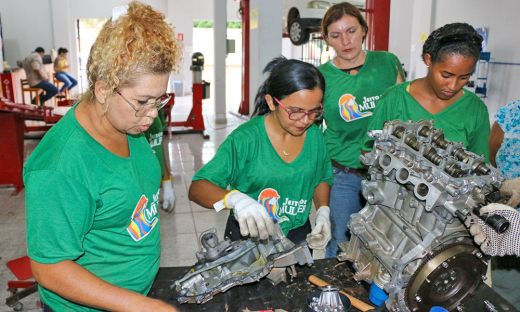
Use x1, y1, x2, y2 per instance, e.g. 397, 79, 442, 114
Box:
158, 109, 167, 131
317, 134, 334, 186
468, 105, 491, 162
193, 136, 238, 189
25, 170, 96, 264
393, 54, 406, 82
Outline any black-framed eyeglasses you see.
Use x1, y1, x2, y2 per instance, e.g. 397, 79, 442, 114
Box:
116, 90, 172, 117
273, 96, 324, 121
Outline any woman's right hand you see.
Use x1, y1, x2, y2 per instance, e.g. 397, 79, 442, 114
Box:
224, 190, 275, 239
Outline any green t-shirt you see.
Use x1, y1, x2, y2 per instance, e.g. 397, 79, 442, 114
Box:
363, 80, 491, 161
193, 115, 334, 235
318, 50, 404, 169
144, 109, 167, 175
24, 104, 162, 312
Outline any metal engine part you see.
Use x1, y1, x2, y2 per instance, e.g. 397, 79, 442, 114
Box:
339, 119, 506, 312
172, 224, 313, 304
308, 286, 348, 312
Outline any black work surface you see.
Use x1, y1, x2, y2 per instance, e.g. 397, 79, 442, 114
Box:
149, 258, 370, 312
149, 258, 519, 312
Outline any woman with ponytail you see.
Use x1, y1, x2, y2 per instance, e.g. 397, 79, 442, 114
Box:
189, 57, 333, 249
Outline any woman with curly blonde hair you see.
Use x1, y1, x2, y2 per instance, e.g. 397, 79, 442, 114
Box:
24, 2, 182, 311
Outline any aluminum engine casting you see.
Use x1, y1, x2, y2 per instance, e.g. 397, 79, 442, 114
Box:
339, 120, 506, 312
172, 224, 313, 304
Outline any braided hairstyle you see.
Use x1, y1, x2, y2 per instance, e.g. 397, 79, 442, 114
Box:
253, 56, 325, 117
422, 23, 483, 64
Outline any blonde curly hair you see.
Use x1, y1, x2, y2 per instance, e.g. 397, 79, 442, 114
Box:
82, 1, 182, 103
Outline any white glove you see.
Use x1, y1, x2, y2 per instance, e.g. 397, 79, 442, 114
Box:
223, 190, 275, 240
465, 203, 520, 256
306, 206, 331, 250
161, 178, 175, 213
500, 177, 520, 208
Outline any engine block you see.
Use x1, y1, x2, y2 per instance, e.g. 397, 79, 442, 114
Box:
339, 120, 505, 312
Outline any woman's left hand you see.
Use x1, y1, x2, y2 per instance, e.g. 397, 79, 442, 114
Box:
306, 206, 331, 250
500, 177, 520, 208
161, 179, 175, 213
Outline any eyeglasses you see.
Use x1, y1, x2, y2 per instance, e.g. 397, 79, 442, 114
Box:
116, 90, 172, 117
273, 97, 324, 121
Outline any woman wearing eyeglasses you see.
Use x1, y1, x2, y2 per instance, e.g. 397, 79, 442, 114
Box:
189, 57, 333, 249
23, 2, 182, 311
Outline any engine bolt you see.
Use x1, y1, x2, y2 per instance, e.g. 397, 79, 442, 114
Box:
456, 306, 463, 311
442, 262, 449, 268
482, 275, 488, 281
415, 296, 422, 302
476, 252, 482, 258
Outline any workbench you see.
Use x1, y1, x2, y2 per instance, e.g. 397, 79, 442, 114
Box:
148, 258, 519, 312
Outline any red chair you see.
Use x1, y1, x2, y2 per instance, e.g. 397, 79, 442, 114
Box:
5, 256, 38, 311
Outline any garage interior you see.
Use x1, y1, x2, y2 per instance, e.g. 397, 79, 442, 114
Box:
1, 0, 520, 311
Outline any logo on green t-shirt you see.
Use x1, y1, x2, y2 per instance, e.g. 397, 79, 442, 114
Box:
258, 188, 289, 223
339, 93, 373, 122
148, 132, 163, 150
127, 192, 160, 241
258, 188, 309, 222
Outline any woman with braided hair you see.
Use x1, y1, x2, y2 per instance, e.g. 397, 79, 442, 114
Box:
363, 22, 490, 159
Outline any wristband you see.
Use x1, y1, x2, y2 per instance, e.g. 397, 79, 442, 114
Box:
213, 199, 226, 212
213, 190, 239, 212
161, 176, 172, 182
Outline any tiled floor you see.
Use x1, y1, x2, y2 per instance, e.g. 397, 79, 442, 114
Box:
0, 94, 323, 311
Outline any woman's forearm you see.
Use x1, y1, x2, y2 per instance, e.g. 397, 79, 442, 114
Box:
30, 259, 172, 312
313, 182, 331, 209
188, 179, 229, 209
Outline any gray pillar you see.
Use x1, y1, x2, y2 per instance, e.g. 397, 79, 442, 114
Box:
249, 0, 283, 115
214, 0, 227, 124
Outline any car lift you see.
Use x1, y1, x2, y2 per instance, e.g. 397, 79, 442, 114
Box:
165, 52, 210, 139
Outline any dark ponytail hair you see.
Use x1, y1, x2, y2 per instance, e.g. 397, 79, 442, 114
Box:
422, 23, 483, 64
58, 47, 68, 55
252, 56, 326, 117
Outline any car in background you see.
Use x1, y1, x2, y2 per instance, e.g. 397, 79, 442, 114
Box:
283, 0, 365, 45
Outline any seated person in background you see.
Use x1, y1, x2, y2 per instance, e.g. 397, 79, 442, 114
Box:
54, 47, 78, 97
22, 47, 58, 106
143, 108, 176, 212
189, 57, 333, 251
362, 23, 490, 160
